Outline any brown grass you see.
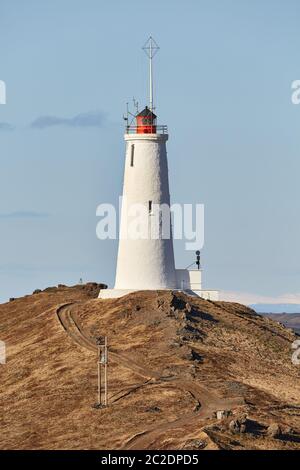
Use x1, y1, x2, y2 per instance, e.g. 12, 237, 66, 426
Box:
0, 284, 299, 450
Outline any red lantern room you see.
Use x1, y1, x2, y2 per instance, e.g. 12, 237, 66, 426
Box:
136, 106, 157, 134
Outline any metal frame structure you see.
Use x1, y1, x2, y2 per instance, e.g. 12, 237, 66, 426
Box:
123, 36, 161, 131
95, 336, 108, 408
125, 124, 168, 134
142, 36, 160, 112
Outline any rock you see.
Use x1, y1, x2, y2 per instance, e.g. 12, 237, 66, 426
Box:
282, 425, 294, 435
185, 302, 192, 313
216, 410, 232, 420
168, 307, 180, 318
146, 406, 161, 413
184, 439, 207, 449
240, 424, 247, 433
43, 286, 57, 292
178, 325, 202, 342
33, 289, 42, 294
229, 420, 240, 434
181, 311, 187, 320
190, 349, 203, 363
229, 416, 247, 434
266, 423, 282, 438
193, 402, 201, 412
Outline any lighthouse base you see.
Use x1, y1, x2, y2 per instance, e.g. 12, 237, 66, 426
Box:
99, 269, 218, 300
98, 288, 219, 301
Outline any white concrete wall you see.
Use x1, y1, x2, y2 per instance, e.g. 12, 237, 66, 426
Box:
114, 134, 177, 290
99, 287, 219, 300
175, 269, 202, 290
196, 290, 219, 301
174, 268, 218, 300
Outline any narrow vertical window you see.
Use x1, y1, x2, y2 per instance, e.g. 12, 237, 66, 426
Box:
148, 200, 152, 213
130, 144, 134, 167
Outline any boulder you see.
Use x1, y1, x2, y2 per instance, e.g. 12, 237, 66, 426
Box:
266, 423, 282, 438
229, 416, 247, 434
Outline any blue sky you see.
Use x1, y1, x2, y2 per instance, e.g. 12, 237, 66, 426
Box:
0, 0, 300, 304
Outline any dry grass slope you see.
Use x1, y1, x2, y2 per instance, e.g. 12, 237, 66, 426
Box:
0, 284, 299, 450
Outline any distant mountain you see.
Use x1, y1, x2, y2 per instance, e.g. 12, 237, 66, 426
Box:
250, 304, 300, 335
250, 303, 300, 314
258, 313, 300, 335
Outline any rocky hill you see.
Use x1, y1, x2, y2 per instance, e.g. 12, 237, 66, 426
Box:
0, 284, 299, 450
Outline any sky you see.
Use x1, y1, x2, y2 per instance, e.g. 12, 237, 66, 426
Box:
0, 0, 300, 305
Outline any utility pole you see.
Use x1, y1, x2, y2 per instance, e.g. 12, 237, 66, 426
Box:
93, 336, 108, 409
97, 339, 101, 405
104, 336, 108, 406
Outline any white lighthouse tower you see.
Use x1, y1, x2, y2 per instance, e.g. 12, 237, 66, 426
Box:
99, 37, 218, 300
114, 120, 177, 291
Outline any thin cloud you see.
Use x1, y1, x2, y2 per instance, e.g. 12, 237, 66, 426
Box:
220, 290, 300, 306
31, 111, 105, 129
250, 303, 300, 313
0, 211, 50, 219
0, 122, 14, 131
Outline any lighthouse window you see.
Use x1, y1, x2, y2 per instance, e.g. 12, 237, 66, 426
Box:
148, 200, 153, 213
130, 145, 135, 167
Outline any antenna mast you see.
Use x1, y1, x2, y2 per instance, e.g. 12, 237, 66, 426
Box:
142, 36, 160, 112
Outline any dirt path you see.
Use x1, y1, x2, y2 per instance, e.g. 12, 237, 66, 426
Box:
57, 303, 162, 380
124, 380, 243, 449
56, 302, 244, 449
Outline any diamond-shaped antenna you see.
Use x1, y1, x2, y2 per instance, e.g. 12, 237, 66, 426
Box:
142, 36, 160, 59
142, 36, 160, 111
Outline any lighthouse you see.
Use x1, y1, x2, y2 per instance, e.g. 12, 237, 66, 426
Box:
114, 108, 177, 291
99, 37, 219, 301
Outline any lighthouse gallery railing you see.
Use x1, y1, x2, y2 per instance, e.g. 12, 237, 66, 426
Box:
125, 125, 168, 134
